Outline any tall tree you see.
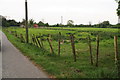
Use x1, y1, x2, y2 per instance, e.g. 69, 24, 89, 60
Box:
38, 21, 44, 26
44, 23, 49, 27
21, 19, 26, 26
116, 0, 120, 24
29, 19, 34, 27
2, 16, 9, 27
1, 16, 19, 27
7, 19, 19, 26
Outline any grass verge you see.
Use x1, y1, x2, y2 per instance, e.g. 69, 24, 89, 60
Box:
3, 29, 118, 79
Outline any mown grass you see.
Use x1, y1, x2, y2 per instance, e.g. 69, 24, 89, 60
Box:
3, 27, 119, 78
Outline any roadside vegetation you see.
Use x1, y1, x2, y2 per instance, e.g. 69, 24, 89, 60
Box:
3, 27, 120, 78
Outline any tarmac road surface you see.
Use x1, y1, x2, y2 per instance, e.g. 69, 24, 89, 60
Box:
2, 32, 50, 79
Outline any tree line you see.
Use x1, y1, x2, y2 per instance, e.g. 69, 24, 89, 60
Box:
1, 16, 49, 27
1, 16, 20, 27
1, 15, 119, 28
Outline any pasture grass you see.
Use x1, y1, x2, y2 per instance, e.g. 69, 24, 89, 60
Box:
3, 27, 119, 78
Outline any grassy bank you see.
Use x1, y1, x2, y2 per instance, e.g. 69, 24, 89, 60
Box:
3, 27, 119, 78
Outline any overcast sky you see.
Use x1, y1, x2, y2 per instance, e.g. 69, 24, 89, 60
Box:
0, 0, 118, 25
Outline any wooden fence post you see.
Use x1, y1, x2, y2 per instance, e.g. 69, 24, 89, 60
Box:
47, 36, 54, 54
70, 34, 76, 62
32, 34, 35, 45
58, 32, 61, 56
114, 36, 120, 77
20, 34, 22, 42
11, 31, 13, 34
48, 34, 52, 42
31, 34, 34, 44
17, 34, 20, 39
36, 36, 42, 48
39, 33, 44, 47
96, 35, 99, 67
40, 38, 44, 47
33, 34, 38, 46
16, 33, 18, 38
20, 34, 25, 43
34, 35, 39, 47
30, 34, 32, 44
114, 36, 118, 63
88, 35, 93, 65
14, 31, 17, 37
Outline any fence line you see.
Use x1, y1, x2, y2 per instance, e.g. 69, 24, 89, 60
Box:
96, 35, 100, 67
88, 35, 93, 65
114, 36, 120, 77
58, 32, 61, 56
7, 30, 119, 68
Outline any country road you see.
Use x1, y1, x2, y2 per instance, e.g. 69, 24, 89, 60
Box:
2, 32, 50, 79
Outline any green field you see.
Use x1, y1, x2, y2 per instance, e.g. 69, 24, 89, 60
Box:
3, 27, 120, 78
